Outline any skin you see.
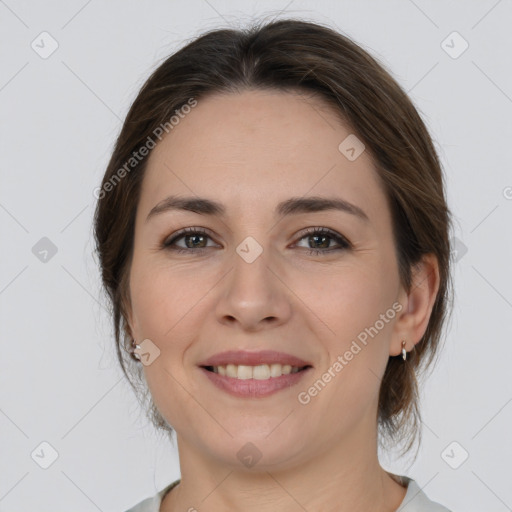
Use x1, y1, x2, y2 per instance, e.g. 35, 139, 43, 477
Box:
125, 89, 440, 512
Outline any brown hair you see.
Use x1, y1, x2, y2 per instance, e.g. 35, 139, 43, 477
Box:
93, 18, 453, 458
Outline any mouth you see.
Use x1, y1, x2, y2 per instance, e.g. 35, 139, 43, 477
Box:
197, 350, 314, 398
198, 351, 313, 399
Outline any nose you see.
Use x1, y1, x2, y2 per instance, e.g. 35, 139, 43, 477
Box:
214, 244, 292, 331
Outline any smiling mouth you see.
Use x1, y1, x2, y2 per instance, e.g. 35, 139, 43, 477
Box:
201, 363, 312, 380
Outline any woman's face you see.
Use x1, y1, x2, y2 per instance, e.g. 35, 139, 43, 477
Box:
127, 89, 409, 470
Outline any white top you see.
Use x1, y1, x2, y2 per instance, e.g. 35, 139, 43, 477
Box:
124, 475, 452, 512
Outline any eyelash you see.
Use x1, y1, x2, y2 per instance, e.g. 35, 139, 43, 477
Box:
161, 226, 352, 256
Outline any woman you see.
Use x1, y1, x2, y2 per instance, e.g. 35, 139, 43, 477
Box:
93, 18, 453, 512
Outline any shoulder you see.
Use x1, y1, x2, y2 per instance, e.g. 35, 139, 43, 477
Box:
123, 479, 180, 512
396, 476, 452, 512
123, 476, 451, 512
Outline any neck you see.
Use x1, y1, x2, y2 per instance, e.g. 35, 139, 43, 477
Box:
161, 419, 407, 512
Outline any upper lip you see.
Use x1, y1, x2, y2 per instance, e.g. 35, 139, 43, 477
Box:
199, 350, 312, 368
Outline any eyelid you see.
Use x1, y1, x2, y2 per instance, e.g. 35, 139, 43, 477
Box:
299, 226, 350, 240
163, 226, 218, 246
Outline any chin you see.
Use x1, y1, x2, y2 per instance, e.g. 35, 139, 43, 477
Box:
197, 428, 309, 472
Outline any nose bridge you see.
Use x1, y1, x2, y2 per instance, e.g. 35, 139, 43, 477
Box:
215, 233, 291, 328
230, 235, 274, 300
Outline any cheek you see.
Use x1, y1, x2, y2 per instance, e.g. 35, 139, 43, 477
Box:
293, 268, 396, 431
130, 264, 208, 430
129, 259, 210, 340
294, 261, 396, 344
293, 260, 398, 405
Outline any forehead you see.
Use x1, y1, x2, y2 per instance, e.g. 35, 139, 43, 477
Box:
139, 89, 387, 222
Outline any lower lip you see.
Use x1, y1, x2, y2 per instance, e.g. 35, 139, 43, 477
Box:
199, 367, 312, 398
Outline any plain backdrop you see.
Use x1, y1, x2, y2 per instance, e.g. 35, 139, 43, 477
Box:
1, 1, 511, 511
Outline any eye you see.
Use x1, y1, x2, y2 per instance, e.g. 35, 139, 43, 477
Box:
162, 227, 218, 254
294, 227, 352, 255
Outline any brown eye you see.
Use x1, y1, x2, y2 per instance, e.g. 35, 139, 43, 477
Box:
162, 227, 217, 253
295, 227, 351, 255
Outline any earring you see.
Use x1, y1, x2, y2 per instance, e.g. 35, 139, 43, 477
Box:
401, 340, 407, 361
129, 338, 142, 361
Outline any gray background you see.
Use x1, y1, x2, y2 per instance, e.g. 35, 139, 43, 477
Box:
1, 1, 511, 511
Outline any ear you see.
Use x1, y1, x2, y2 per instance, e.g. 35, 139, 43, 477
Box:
125, 308, 137, 340
122, 292, 138, 341
390, 253, 440, 356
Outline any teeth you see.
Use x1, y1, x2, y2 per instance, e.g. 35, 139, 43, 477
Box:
237, 364, 253, 380
210, 363, 303, 379
253, 364, 270, 380
226, 364, 238, 378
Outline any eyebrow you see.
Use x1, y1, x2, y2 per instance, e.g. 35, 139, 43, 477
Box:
145, 195, 370, 223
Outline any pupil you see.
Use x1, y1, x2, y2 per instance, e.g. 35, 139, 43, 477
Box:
186, 235, 205, 248
312, 235, 328, 249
